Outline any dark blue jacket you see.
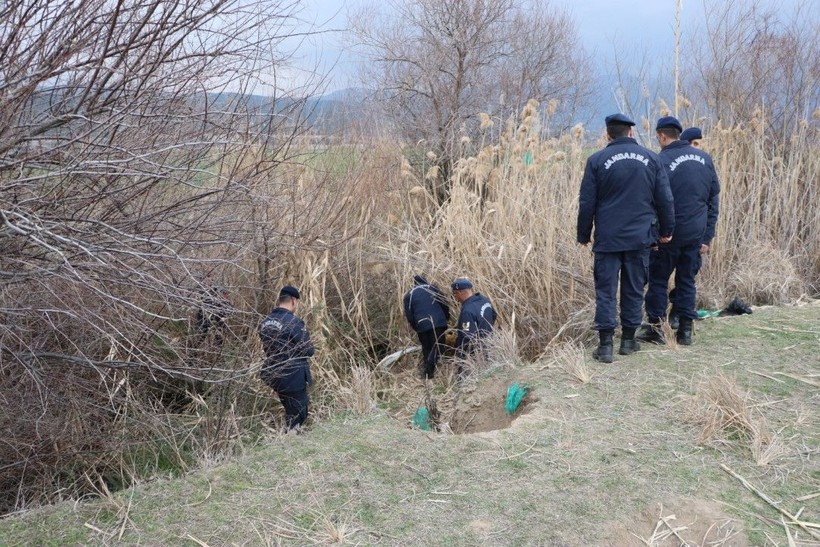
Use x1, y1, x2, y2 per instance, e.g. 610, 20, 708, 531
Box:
456, 293, 496, 356
577, 137, 675, 252
403, 282, 450, 333
658, 141, 720, 246
259, 307, 314, 394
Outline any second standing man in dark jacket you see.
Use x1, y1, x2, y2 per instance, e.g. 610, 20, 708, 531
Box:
639, 116, 720, 345
577, 113, 675, 363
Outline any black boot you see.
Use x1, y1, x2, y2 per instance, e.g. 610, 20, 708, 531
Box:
619, 327, 641, 355
668, 310, 680, 330
636, 319, 665, 345
592, 330, 614, 363
676, 317, 693, 345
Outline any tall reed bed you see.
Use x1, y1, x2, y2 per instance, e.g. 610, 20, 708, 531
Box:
323, 101, 818, 362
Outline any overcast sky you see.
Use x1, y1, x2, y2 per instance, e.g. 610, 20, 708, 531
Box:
268, 0, 816, 98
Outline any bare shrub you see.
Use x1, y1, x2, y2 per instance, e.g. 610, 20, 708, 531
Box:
686, 0, 819, 138
0, 0, 375, 514
349, 0, 592, 201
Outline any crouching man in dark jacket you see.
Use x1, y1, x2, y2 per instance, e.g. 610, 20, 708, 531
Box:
259, 285, 314, 431
451, 277, 496, 378
403, 274, 450, 379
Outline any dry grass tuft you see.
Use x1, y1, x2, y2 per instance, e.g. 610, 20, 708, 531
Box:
723, 243, 804, 305
548, 341, 591, 383
750, 423, 790, 467
689, 373, 790, 466
457, 330, 520, 383
691, 373, 755, 445
660, 321, 679, 350
343, 366, 377, 416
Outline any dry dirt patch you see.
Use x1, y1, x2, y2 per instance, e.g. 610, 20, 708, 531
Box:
606, 497, 748, 546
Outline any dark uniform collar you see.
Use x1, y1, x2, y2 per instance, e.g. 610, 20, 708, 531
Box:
606, 136, 638, 147
662, 139, 690, 151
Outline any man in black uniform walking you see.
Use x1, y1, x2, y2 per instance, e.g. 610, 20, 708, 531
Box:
403, 275, 450, 379
259, 285, 315, 431
639, 116, 720, 345
577, 113, 675, 363
451, 277, 496, 376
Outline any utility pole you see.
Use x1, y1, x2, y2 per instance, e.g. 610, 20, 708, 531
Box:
674, 0, 682, 117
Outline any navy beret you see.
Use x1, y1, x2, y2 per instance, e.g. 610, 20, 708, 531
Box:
680, 127, 703, 142
656, 116, 683, 132
451, 277, 473, 291
279, 285, 300, 299
604, 113, 635, 126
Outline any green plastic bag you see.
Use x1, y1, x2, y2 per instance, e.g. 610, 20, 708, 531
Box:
412, 407, 432, 431
697, 309, 720, 319
505, 383, 528, 415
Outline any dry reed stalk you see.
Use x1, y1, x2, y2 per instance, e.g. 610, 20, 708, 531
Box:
720, 463, 820, 541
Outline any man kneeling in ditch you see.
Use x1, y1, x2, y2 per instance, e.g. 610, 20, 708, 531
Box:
451, 277, 496, 379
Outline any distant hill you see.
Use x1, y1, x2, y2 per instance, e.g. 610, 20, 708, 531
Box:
204, 88, 375, 135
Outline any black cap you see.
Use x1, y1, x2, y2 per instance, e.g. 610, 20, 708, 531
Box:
655, 116, 683, 132
413, 274, 428, 286
604, 113, 635, 127
451, 277, 473, 291
279, 285, 300, 299
680, 127, 703, 142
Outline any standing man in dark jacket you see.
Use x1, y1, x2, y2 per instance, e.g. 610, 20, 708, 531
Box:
451, 277, 496, 376
577, 113, 675, 363
259, 285, 315, 431
680, 127, 703, 148
403, 275, 450, 379
639, 116, 720, 345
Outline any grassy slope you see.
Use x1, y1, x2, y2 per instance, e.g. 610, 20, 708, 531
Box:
2, 303, 818, 546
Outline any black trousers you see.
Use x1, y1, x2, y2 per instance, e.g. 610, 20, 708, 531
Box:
417, 327, 447, 379
593, 249, 649, 331
278, 390, 309, 430
646, 243, 702, 321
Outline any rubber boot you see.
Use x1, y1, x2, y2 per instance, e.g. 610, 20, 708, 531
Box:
676, 317, 693, 345
592, 330, 614, 363
619, 326, 641, 355
636, 319, 665, 345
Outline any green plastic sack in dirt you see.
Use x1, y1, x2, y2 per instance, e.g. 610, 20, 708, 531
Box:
505, 383, 528, 415
412, 407, 432, 430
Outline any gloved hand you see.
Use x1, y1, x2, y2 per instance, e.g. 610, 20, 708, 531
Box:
444, 330, 457, 347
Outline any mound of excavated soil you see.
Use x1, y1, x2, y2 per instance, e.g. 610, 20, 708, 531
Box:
448, 375, 535, 434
